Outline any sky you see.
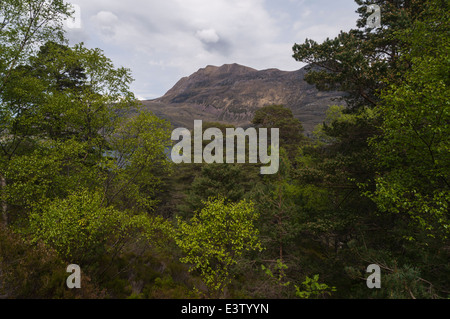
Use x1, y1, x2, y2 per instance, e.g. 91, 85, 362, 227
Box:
65, 0, 360, 100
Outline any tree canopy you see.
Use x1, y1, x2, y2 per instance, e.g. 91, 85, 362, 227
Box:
1, 0, 449, 300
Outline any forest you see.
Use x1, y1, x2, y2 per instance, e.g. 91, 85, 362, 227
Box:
0, 0, 449, 299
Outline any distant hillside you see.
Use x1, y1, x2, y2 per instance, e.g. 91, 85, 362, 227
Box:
140, 63, 345, 134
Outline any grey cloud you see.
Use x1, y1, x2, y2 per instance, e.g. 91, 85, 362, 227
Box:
202, 37, 232, 56
65, 0, 359, 99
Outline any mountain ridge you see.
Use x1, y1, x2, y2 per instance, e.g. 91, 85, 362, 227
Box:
141, 63, 344, 134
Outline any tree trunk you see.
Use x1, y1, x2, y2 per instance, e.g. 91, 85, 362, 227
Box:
1, 174, 7, 226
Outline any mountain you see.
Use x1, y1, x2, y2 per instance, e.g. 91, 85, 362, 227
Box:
140, 63, 345, 134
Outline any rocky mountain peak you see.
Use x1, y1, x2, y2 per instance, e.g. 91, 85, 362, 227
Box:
143, 63, 344, 134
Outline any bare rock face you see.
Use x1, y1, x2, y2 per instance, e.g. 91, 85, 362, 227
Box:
141, 63, 344, 134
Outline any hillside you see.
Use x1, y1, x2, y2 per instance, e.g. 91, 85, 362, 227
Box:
140, 63, 345, 133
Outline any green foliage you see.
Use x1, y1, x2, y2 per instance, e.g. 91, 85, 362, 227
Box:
106, 110, 173, 212
0, 1, 180, 299
288, 0, 450, 300
294, 275, 336, 299
1, 0, 450, 300
293, 105, 379, 256
253, 104, 304, 158
0, 224, 103, 298
368, 0, 450, 240
0, 1, 71, 83
178, 163, 258, 218
251, 148, 302, 262
0, 39, 145, 222
1, 41, 136, 148
4, 139, 101, 214
175, 197, 262, 295
261, 259, 291, 287
261, 259, 336, 299
27, 189, 167, 266
293, 0, 426, 110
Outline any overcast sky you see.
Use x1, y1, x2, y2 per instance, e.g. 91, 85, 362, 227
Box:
65, 0, 360, 100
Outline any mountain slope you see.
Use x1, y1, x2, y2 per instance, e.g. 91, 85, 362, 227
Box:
140, 63, 344, 134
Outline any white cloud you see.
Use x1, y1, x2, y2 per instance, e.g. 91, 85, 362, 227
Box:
65, 0, 359, 99
93, 10, 118, 25
91, 11, 119, 37
196, 29, 220, 44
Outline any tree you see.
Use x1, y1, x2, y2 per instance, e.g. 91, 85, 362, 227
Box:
0, 222, 104, 298
175, 121, 260, 218
292, 0, 426, 110
0, 38, 157, 225
0, 0, 182, 299
0, 0, 72, 92
290, 0, 450, 298
28, 189, 140, 265
368, 0, 450, 240
106, 110, 173, 213
27, 188, 174, 277
175, 197, 262, 296
178, 163, 258, 218
251, 148, 300, 265
252, 104, 304, 159
0, 0, 73, 225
